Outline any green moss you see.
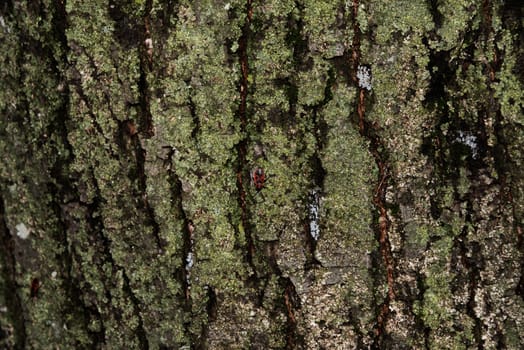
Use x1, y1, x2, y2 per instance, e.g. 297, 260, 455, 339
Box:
494, 48, 524, 125
432, 0, 480, 51
302, 0, 349, 58
296, 57, 331, 106
370, 0, 433, 45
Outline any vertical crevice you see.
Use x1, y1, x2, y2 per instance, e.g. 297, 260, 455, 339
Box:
138, 61, 155, 138
54, 21, 106, 350
416, 273, 431, 350
117, 119, 164, 252
235, 0, 255, 272
0, 195, 27, 349
196, 285, 217, 350
163, 146, 194, 344
517, 225, 524, 300
487, 0, 524, 306
87, 175, 149, 349
135, 0, 163, 253
43, 1, 106, 347
264, 236, 302, 348
60, 202, 107, 346
450, 197, 485, 349
423, 2, 508, 346
121, 271, 150, 350
350, 0, 395, 345
462, 226, 484, 349
283, 278, 300, 349
303, 64, 333, 267
132, 127, 164, 252
49, 114, 105, 347
139, 0, 154, 137
188, 93, 200, 140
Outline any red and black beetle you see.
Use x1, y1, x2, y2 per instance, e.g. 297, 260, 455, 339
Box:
251, 167, 266, 191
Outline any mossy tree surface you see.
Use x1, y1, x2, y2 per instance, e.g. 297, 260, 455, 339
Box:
0, 0, 523, 349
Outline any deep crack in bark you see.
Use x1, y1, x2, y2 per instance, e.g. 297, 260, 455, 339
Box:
236, 0, 255, 272
87, 166, 149, 348
350, 0, 395, 344
0, 195, 27, 348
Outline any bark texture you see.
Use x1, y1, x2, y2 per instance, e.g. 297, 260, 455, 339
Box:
0, 0, 523, 349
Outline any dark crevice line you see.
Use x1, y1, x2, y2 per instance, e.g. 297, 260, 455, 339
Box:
61, 202, 107, 346
132, 131, 164, 252
164, 147, 192, 302
304, 66, 334, 266
68, 69, 118, 157
238, 1, 302, 346
121, 272, 150, 349
0, 195, 27, 349
461, 216, 484, 349
350, 0, 395, 344
417, 273, 431, 350
282, 278, 301, 349
48, 83, 104, 347
236, 0, 255, 272
143, 0, 154, 71
69, 38, 151, 350
188, 93, 200, 140
139, 3, 155, 138
467, 1, 507, 346
77, 60, 153, 340
265, 238, 301, 349
264, 230, 301, 348
134, 0, 163, 253
484, 0, 524, 305
138, 61, 155, 137
198, 285, 218, 350
289, 15, 332, 266
163, 146, 194, 344
45, 1, 106, 347
279, 5, 315, 344
450, 183, 484, 348
495, 3, 524, 303
89, 174, 149, 349
83, 179, 117, 341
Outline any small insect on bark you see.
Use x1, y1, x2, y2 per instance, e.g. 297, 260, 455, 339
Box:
30, 278, 41, 299
251, 167, 266, 191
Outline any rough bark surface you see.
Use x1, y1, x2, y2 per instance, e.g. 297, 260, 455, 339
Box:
0, 0, 523, 349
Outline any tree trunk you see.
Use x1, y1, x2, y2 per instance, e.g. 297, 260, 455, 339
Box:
1, 0, 523, 349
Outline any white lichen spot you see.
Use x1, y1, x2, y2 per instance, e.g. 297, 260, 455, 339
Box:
185, 252, 194, 270
51, 271, 58, 279
456, 130, 478, 158
144, 38, 153, 50
15, 223, 30, 239
224, 3, 231, 11
0, 16, 10, 33
185, 225, 195, 291
144, 37, 153, 61
357, 65, 372, 91
309, 189, 321, 241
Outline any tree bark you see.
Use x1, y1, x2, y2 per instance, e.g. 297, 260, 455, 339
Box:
1, 0, 523, 349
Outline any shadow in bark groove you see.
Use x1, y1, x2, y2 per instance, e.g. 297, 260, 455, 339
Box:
163, 146, 195, 344
235, 0, 256, 274
420, 2, 517, 346
350, 1, 395, 346
87, 176, 150, 349
0, 195, 27, 349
